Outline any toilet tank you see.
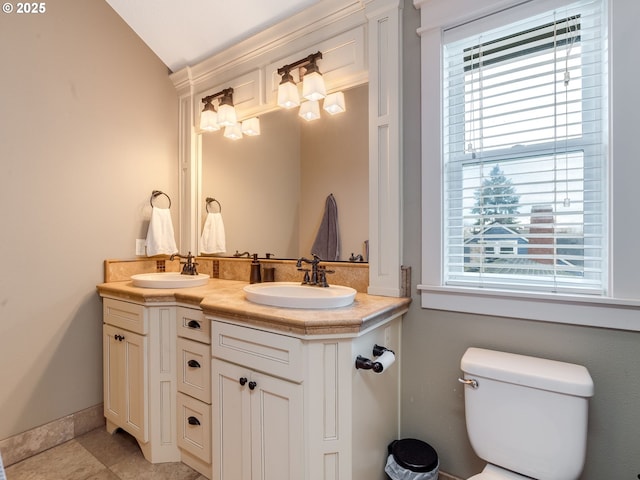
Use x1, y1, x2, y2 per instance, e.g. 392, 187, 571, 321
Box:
460, 348, 594, 480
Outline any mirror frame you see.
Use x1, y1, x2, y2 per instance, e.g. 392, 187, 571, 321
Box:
170, 0, 403, 296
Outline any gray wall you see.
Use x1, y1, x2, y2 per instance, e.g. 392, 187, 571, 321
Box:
400, 1, 640, 479
0, 0, 178, 440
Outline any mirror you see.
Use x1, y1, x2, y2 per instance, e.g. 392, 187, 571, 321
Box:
200, 84, 368, 260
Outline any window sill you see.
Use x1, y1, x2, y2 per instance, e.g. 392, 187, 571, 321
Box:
417, 285, 640, 332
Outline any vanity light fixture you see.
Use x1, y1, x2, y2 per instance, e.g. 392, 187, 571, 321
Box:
276, 51, 345, 120
200, 88, 260, 140
298, 100, 321, 121
199, 98, 220, 131
301, 55, 326, 101
277, 52, 325, 106
323, 91, 346, 115
200, 87, 237, 131
224, 122, 243, 140
241, 117, 261, 136
216, 88, 237, 127
277, 70, 300, 109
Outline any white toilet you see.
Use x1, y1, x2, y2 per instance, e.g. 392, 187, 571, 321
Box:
459, 347, 594, 480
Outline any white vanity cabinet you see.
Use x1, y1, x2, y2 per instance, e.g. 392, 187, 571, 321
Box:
176, 306, 213, 478
210, 315, 402, 480
211, 319, 304, 480
103, 322, 147, 442
102, 297, 180, 463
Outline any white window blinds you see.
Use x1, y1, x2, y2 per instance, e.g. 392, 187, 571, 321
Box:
442, 0, 607, 295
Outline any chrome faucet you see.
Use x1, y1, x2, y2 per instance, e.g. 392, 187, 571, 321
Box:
296, 253, 333, 287
170, 251, 199, 275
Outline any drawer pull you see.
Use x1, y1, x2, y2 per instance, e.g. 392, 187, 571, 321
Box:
187, 359, 201, 368
239, 377, 248, 386
248, 381, 257, 390
187, 416, 201, 426
187, 320, 201, 329
114, 334, 125, 342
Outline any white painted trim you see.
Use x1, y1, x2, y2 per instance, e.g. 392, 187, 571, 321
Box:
419, 284, 640, 331
366, 0, 404, 297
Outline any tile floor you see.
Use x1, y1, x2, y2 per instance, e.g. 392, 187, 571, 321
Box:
4, 427, 206, 480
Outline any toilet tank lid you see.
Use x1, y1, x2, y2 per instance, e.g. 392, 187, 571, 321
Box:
461, 348, 594, 397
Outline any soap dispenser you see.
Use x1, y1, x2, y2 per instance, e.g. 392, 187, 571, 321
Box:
250, 253, 262, 284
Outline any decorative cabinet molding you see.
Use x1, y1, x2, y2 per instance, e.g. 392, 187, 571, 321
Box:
102, 298, 180, 463
171, 0, 404, 297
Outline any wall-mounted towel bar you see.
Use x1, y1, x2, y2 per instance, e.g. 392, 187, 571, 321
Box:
206, 197, 222, 213
150, 190, 171, 208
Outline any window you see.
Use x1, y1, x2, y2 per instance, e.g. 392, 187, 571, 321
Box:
442, 0, 607, 295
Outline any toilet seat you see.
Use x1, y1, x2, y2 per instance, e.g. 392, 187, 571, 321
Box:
468, 464, 530, 480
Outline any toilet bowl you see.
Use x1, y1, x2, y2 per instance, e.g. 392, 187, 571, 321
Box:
459, 347, 594, 480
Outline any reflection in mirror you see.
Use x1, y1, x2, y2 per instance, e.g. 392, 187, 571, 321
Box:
200, 84, 368, 260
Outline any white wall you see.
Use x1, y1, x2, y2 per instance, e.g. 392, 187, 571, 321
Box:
0, 0, 178, 439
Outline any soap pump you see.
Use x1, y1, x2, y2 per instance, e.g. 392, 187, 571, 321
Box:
250, 253, 262, 284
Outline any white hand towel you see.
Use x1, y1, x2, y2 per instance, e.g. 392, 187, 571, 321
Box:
145, 207, 178, 256
199, 212, 226, 254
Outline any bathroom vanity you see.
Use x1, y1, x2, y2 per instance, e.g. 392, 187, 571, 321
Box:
97, 277, 410, 480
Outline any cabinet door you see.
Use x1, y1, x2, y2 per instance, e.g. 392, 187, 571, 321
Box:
104, 324, 124, 423
212, 360, 252, 480
103, 324, 148, 442
250, 371, 304, 480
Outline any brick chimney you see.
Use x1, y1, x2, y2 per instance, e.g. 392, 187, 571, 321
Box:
529, 205, 555, 264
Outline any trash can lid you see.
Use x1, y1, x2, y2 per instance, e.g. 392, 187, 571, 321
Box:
389, 438, 438, 473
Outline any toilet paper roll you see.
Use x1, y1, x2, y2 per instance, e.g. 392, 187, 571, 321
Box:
373, 350, 396, 373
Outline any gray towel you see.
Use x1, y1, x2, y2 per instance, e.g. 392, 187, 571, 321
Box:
311, 194, 339, 261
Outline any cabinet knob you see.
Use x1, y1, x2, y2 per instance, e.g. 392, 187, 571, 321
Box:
248, 381, 257, 390
187, 320, 201, 329
187, 416, 201, 426
114, 334, 125, 342
187, 359, 201, 368
239, 377, 248, 386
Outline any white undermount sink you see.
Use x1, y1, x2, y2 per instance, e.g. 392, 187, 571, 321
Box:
131, 272, 210, 288
243, 282, 357, 309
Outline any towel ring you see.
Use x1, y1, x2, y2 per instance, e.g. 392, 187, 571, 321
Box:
150, 190, 171, 208
205, 197, 222, 213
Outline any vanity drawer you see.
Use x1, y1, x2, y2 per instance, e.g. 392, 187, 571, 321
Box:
211, 320, 303, 383
176, 307, 209, 344
177, 337, 211, 403
177, 392, 211, 463
103, 298, 147, 335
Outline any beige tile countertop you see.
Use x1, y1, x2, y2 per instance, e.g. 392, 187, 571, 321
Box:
96, 279, 411, 336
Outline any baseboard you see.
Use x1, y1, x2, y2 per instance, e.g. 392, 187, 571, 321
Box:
0, 404, 105, 467
439, 471, 463, 480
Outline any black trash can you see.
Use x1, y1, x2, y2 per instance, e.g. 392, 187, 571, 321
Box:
385, 438, 439, 480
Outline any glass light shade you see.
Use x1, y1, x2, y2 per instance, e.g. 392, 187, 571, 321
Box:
224, 123, 243, 140
323, 92, 346, 115
302, 71, 326, 101
241, 117, 261, 136
199, 107, 220, 131
298, 100, 321, 121
217, 103, 237, 127
277, 80, 300, 109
